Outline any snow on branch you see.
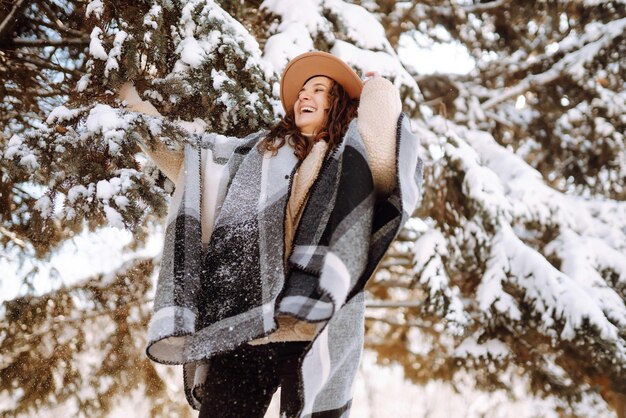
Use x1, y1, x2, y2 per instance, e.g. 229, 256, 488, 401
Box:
261, 0, 328, 67
454, 332, 510, 361
461, 123, 626, 243
85, 0, 104, 19
491, 223, 623, 343
481, 17, 626, 110
4, 102, 189, 231
172, 0, 269, 74
430, 117, 626, 348
400, 0, 511, 21
546, 230, 626, 328
261, 0, 421, 107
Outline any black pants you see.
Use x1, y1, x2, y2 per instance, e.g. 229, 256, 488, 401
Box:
198, 341, 308, 418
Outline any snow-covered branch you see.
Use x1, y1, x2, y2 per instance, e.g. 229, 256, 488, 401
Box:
481, 17, 626, 110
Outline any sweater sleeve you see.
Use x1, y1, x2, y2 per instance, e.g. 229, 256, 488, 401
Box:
356, 77, 402, 197
119, 83, 184, 182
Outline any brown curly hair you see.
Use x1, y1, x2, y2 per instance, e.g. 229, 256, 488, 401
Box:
258, 78, 359, 161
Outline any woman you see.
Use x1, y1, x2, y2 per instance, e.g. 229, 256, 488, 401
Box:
121, 51, 422, 418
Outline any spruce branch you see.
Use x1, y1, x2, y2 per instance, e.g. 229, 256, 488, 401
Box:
29, 17, 86, 38
6, 87, 71, 97
9, 37, 90, 47
481, 17, 626, 110
365, 315, 431, 329
16, 54, 83, 77
34, 0, 79, 34
0, 0, 28, 43
366, 300, 423, 309
462, 0, 512, 13
0, 226, 27, 249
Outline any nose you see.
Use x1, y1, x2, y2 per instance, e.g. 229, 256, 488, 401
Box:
299, 90, 311, 101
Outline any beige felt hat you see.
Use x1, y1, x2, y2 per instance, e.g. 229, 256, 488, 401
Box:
280, 51, 363, 112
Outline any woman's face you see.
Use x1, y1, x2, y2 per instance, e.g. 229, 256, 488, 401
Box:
293, 76, 332, 135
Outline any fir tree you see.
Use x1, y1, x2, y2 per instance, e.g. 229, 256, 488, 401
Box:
1, 1, 624, 417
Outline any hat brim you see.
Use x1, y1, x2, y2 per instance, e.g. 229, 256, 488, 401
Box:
280, 51, 363, 113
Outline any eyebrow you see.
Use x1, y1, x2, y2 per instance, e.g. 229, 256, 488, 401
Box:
299, 83, 329, 92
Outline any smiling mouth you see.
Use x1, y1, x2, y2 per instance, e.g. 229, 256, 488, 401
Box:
300, 106, 317, 114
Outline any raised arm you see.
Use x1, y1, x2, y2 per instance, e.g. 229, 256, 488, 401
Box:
356, 75, 402, 197
118, 83, 184, 182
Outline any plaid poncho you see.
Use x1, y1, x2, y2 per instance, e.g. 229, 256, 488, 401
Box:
146, 114, 423, 417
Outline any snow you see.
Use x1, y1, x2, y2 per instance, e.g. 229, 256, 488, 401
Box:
263, 25, 314, 71
114, 195, 130, 209
398, 31, 475, 75
325, 0, 388, 50
86, 104, 129, 135
211, 69, 230, 90
143, 89, 164, 102
412, 228, 471, 330
76, 73, 91, 92
461, 124, 626, 248
438, 121, 626, 348
176, 36, 206, 68
1, 225, 164, 302
477, 238, 522, 321
89, 27, 108, 61
498, 224, 622, 342
4, 2, 625, 417
95, 173, 134, 202
444, 129, 513, 221
331, 41, 419, 94
18, 154, 39, 171
103, 205, 124, 228
6, 133, 22, 149
92, 168, 140, 227
546, 230, 626, 328
168, 0, 273, 80
96, 178, 121, 201
261, 0, 327, 34
455, 334, 510, 360
482, 17, 626, 110
4, 134, 40, 171
46, 106, 83, 124
85, 0, 104, 19
143, 4, 161, 29
105, 31, 128, 77
34, 195, 53, 218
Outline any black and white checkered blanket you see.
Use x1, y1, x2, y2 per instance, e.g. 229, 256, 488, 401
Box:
146, 114, 423, 417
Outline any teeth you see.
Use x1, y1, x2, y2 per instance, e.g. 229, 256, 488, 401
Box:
301, 106, 316, 113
